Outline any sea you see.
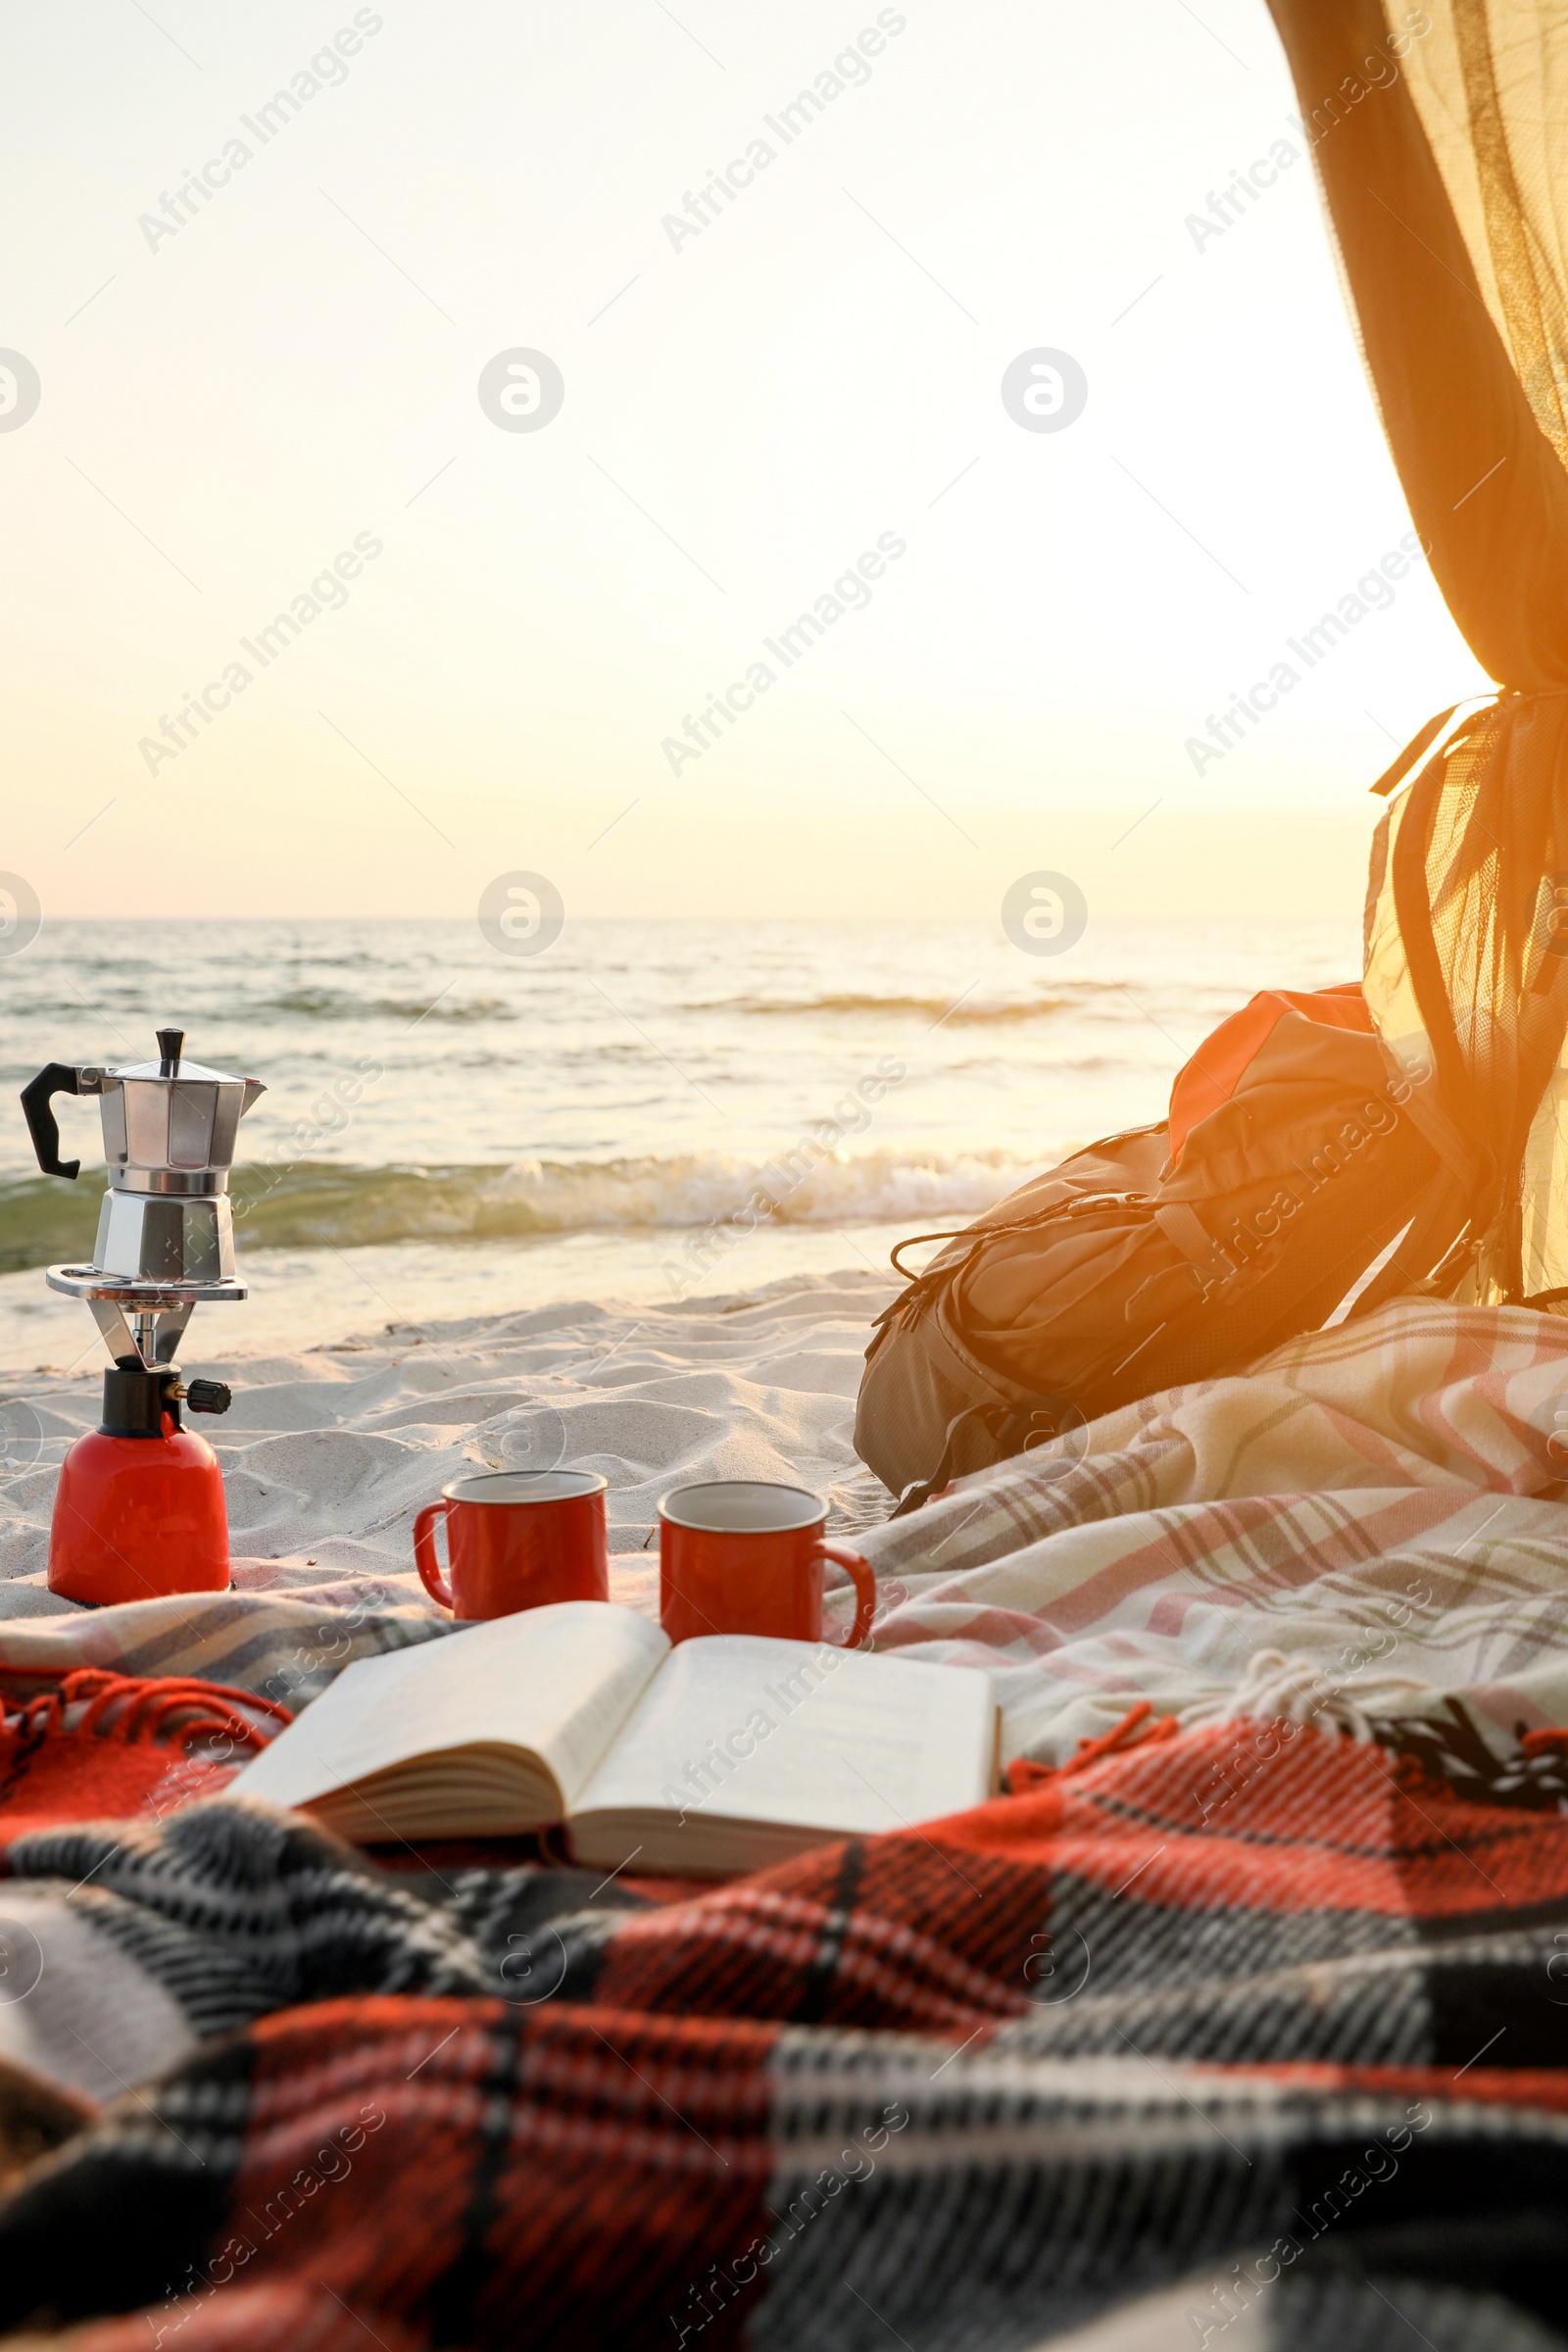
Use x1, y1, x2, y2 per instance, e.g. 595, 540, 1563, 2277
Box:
0, 915, 1362, 1369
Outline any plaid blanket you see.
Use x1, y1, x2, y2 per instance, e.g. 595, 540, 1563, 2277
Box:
856, 1298, 1568, 1762
3, 1713, 1568, 2348
0, 1580, 457, 1711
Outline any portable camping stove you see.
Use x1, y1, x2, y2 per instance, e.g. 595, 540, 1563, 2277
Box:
22, 1028, 266, 1603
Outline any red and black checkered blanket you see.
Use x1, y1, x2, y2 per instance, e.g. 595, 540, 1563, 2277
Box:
3, 1705, 1568, 2350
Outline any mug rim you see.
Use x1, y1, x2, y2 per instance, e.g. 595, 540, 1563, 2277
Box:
658, 1478, 827, 1535
442, 1469, 608, 1505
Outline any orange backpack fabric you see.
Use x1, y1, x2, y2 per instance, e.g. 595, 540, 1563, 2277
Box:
1166, 983, 1374, 1164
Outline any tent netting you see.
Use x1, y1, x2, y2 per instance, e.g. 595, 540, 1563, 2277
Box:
1268, 0, 1568, 1300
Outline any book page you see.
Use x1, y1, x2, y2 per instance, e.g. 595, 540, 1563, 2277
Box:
231, 1602, 669, 1817
571, 1636, 994, 1841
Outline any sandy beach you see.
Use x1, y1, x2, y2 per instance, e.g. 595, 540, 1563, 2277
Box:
0, 1269, 898, 1615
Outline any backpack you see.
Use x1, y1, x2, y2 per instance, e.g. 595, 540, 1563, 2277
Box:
854, 984, 1473, 1514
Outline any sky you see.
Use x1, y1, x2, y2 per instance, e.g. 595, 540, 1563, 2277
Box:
1, 0, 1491, 924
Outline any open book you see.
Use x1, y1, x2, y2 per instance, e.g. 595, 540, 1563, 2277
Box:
230, 1600, 998, 1875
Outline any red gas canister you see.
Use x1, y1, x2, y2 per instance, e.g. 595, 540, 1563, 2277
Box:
47, 1368, 232, 1605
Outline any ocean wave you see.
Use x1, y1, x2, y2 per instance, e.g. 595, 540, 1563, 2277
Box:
720, 989, 1126, 1023
263, 990, 517, 1023
231, 984, 1142, 1027
0, 1152, 1042, 1271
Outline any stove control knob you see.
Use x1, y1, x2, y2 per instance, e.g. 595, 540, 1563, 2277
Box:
182, 1380, 232, 1415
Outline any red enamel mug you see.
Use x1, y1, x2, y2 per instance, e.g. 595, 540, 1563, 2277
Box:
658, 1480, 876, 1648
414, 1470, 609, 1620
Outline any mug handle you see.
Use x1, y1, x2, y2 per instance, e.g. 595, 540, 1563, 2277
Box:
817, 1543, 876, 1649
414, 1500, 456, 1611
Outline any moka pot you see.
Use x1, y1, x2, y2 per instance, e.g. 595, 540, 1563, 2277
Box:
21, 1028, 265, 1603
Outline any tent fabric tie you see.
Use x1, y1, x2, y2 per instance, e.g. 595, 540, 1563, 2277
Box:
1370, 687, 1568, 800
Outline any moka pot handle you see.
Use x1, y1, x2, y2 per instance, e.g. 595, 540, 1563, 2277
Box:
21, 1063, 85, 1180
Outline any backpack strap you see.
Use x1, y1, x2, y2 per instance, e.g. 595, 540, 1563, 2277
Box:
888, 1399, 1013, 1519
1152, 1201, 1239, 1284
1340, 1170, 1475, 1324
888, 1395, 1079, 1520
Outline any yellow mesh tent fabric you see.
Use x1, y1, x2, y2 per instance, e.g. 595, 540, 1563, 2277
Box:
1266, 0, 1568, 1299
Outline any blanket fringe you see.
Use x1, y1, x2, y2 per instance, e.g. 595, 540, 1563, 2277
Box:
1006, 1698, 1179, 1791
1177, 1648, 1433, 1744
1008, 1684, 1568, 1817
1, 1670, 289, 1758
